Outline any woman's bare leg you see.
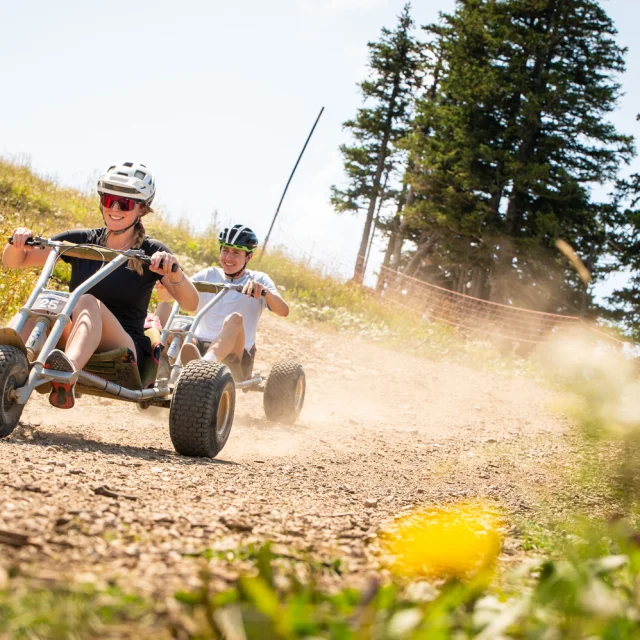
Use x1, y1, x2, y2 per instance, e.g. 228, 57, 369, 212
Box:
43, 295, 135, 409
181, 312, 246, 366
60, 294, 136, 370
180, 312, 246, 367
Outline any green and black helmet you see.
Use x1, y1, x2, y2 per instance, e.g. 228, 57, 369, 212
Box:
219, 225, 259, 253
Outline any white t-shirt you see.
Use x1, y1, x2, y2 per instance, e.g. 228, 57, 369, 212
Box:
191, 267, 278, 350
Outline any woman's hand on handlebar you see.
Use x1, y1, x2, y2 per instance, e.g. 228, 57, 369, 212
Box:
149, 251, 180, 278
3, 228, 50, 269
10, 228, 36, 251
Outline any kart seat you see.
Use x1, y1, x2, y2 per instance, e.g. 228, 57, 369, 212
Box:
81, 327, 163, 390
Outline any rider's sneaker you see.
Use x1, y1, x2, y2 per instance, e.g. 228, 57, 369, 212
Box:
179, 342, 201, 366
44, 349, 76, 410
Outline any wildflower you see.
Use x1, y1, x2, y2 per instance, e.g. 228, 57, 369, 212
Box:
383, 501, 503, 580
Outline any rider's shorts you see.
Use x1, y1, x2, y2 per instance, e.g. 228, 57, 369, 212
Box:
199, 342, 256, 380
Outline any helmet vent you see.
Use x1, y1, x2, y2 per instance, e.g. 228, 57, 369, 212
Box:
123, 162, 133, 167
134, 170, 146, 180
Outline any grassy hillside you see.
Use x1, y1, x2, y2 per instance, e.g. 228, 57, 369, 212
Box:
0, 160, 368, 318
0, 159, 511, 369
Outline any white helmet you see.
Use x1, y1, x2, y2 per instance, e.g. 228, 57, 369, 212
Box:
97, 161, 156, 204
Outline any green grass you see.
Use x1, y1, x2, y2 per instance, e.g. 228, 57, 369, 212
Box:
179, 535, 640, 638
4, 531, 640, 639
0, 579, 167, 639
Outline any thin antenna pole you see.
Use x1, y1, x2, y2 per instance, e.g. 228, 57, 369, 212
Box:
260, 106, 325, 258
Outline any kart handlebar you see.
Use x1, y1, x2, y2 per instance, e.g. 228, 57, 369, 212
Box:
8, 236, 40, 247
193, 281, 268, 296
7, 236, 178, 272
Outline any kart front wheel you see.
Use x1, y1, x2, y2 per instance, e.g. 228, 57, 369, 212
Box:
0, 345, 29, 438
169, 361, 235, 458
263, 360, 305, 424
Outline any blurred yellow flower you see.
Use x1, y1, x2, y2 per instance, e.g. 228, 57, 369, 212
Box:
383, 501, 503, 580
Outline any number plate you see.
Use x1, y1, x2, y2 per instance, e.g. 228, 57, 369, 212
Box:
33, 291, 69, 315
170, 315, 194, 332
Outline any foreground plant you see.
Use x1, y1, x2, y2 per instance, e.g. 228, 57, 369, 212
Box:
2, 520, 640, 637
166, 519, 640, 639
538, 328, 640, 505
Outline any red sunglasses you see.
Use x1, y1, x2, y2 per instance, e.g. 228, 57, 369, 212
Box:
100, 193, 143, 212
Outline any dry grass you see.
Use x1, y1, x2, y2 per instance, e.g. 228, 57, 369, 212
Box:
0, 159, 372, 323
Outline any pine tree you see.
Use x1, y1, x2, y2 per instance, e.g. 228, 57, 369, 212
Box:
606, 118, 640, 336
331, 3, 424, 283
376, 48, 445, 292
404, 0, 634, 311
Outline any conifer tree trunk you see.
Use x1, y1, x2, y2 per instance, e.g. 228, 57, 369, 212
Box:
381, 231, 396, 271
404, 233, 438, 277
391, 185, 414, 269
376, 229, 396, 293
353, 77, 401, 283
377, 183, 409, 291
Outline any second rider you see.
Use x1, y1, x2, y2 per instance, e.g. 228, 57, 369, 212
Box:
157, 224, 288, 380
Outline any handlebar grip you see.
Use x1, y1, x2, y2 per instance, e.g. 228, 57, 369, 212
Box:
7, 236, 38, 246
240, 285, 267, 296
158, 259, 179, 272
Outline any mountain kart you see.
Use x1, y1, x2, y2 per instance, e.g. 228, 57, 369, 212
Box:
0, 237, 305, 458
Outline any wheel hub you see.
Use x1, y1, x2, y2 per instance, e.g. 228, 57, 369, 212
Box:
294, 377, 305, 413
216, 385, 233, 441
3, 376, 17, 412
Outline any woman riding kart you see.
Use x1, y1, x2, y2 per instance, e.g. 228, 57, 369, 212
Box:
157, 224, 289, 379
2, 161, 199, 409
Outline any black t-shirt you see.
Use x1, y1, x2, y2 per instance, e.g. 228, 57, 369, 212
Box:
51, 228, 169, 355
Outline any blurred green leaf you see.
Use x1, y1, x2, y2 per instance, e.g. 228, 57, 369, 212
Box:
239, 577, 280, 621
256, 543, 274, 589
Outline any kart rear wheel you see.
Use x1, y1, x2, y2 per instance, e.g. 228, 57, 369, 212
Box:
169, 361, 235, 458
0, 346, 29, 438
263, 360, 305, 424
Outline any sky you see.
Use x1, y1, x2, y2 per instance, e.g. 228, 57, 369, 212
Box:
1, 0, 639, 296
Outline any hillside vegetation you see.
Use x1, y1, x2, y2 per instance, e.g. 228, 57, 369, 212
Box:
0, 159, 367, 320
0, 159, 512, 369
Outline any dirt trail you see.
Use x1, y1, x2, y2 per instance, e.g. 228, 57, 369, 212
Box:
0, 315, 577, 597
